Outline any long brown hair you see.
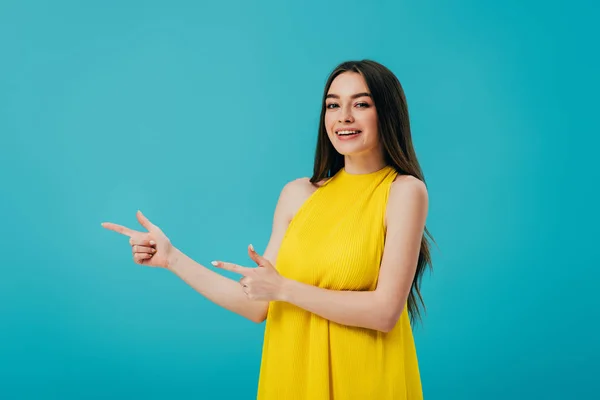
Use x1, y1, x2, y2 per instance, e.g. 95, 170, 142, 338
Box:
311, 59, 435, 327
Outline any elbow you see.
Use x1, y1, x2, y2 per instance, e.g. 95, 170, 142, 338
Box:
378, 320, 396, 333
243, 301, 269, 324
377, 307, 404, 333
249, 308, 268, 324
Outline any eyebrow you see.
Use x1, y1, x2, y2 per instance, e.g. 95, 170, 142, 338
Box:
326, 92, 371, 100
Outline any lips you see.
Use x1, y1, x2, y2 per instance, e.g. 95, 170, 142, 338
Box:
334, 130, 362, 141
335, 129, 362, 136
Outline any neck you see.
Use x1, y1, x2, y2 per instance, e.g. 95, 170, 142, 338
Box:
343, 153, 387, 175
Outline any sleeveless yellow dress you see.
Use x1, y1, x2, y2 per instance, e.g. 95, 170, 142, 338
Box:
257, 165, 423, 400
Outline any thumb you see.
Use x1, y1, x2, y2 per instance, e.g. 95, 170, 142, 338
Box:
248, 244, 271, 268
136, 210, 156, 231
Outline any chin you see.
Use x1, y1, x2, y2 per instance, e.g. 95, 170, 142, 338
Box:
332, 145, 367, 156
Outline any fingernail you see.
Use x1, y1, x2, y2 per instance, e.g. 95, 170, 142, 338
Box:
249, 244, 255, 252
150, 241, 156, 245
211, 261, 219, 266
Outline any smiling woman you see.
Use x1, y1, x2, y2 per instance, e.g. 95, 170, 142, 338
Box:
102, 59, 433, 400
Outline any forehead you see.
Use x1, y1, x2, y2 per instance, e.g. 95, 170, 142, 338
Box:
327, 72, 369, 95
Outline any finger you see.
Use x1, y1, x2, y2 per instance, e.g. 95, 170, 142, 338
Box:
248, 244, 271, 268
101, 222, 139, 237
239, 276, 250, 287
132, 245, 156, 254
130, 238, 155, 247
211, 261, 251, 275
239, 278, 250, 294
136, 210, 156, 231
134, 252, 152, 263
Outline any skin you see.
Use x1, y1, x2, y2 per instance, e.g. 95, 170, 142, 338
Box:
324, 71, 386, 175
101, 71, 429, 332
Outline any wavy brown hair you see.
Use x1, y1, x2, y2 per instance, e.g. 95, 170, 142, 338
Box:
310, 59, 435, 327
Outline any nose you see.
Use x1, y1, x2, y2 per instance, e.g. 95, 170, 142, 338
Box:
339, 105, 355, 123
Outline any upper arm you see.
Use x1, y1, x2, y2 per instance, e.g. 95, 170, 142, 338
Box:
262, 181, 293, 266
254, 178, 308, 322
262, 177, 313, 267
375, 176, 429, 325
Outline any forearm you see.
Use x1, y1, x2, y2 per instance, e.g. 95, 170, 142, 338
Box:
280, 279, 397, 332
167, 247, 268, 323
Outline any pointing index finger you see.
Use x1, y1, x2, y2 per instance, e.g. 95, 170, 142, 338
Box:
212, 261, 251, 275
101, 222, 139, 237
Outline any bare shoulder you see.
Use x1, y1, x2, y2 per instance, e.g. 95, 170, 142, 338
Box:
264, 176, 324, 262
283, 176, 328, 198
385, 175, 429, 225
280, 176, 328, 221
390, 174, 428, 199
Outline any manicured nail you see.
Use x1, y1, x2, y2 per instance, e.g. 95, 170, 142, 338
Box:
249, 244, 255, 252
211, 261, 219, 266
150, 240, 156, 245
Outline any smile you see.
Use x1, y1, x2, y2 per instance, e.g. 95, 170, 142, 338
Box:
336, 130, 361, 136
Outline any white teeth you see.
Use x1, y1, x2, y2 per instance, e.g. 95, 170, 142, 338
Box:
337, 130, 360, 135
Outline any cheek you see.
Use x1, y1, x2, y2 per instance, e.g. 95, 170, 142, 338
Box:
366, 110, 378, 128
324, 114, 336, 134
362, 115, 379, 144
357, 112, 378, 133
324, 113, 334, 126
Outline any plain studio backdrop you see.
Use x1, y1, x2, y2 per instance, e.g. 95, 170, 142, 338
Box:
1, 1, 598, 399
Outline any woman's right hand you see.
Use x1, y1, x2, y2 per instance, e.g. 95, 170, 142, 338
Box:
101, 210, 174, 269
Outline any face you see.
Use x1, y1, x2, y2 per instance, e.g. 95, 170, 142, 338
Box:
324, 72, 380, 157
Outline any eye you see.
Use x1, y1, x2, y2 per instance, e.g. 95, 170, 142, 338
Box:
326, 103, 339, 109
356, 102, 369, 108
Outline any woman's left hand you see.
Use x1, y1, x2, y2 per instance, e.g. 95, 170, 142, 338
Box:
212, 245, 287, 301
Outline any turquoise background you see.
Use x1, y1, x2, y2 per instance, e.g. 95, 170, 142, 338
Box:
1, 0, 598, 399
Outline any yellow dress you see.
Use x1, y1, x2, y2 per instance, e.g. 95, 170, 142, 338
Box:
257, 165, 423, 400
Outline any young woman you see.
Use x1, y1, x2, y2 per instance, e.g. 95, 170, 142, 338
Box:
102, 59, 433, 399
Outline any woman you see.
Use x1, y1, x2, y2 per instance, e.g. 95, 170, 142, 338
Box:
102, 59, 433, 399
